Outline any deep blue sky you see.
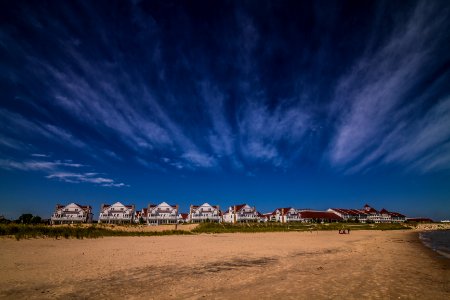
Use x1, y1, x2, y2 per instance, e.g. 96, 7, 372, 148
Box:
1, 0, 450, 220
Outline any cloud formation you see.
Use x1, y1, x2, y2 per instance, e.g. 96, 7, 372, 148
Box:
329, 1, 450, 173
0, 0, 449, 178
0, 158, 127, 187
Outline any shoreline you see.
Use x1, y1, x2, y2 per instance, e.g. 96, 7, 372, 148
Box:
1, 230, 448, 299
417, 229, 450, 260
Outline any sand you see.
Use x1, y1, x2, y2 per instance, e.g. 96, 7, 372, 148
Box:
0, 230, 448, 299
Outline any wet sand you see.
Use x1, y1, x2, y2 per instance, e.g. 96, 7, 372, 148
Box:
0, 230, 448, 299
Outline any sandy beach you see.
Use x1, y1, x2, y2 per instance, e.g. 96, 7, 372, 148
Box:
0, 230, 448, 299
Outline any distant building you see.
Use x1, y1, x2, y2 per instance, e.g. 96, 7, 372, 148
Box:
260, 212, 274, 222
51, 203, 93, 225
298, 210, 342, 223
327, 208, 368, 222
271, 207, 301, 223
222, 204, 259, 223
98, 202, 135, 224
134, 208, 148, 224
189, 203, 221, 223
178, 213, 189, 223
328, 204, 406, 223
407, 217, 434, 223
147, 202, 179, 225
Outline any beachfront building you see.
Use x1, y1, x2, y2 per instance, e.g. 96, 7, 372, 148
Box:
328, 204, 406, 223
51, 203, 93, 224
298, 210, 342, 223
98, 202, 135, 224
260, 212, 274, 222
178, 213, 189, 223
272, 207, 302, 223
327, 208, 368, 223
189, 203, 221, 223
406, 217, 434, 223
222, 204, 259, 223
147, 202, 179, 225
134, 208, 148, 224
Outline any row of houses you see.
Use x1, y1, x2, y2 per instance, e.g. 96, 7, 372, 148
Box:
50, 202, 407, 225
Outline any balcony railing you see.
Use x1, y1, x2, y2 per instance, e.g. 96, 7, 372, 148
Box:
99, 216, 132, 220
148, 216, 178, 220
51, 216, 86, 221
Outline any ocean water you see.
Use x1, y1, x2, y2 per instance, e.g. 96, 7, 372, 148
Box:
419, 230, 450, 259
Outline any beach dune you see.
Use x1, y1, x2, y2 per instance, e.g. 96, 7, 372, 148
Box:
0, 230, 448, 299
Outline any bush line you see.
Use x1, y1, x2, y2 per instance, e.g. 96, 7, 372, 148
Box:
0, 222, 410, 240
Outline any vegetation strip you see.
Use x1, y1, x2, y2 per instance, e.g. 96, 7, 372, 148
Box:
0, 222, 410, 240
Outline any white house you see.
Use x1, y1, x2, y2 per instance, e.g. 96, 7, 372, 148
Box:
222, 204, 259, 223
272, 207, 301, 223
51, 203, 93, 224
189, 203, 221, 223
147, 202, 179, 225
98, 202, 135, 224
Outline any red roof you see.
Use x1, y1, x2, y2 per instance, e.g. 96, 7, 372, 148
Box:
389, 211, 405, 218
330, 208, 367, 216
299, 211, 342, 220
233, 204, 246, 212
272, 207, 293, 215
180, 213, 189, 220
363, 204, 378, 214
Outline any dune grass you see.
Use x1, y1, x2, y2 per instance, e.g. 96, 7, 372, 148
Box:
0, 222, 409, 240
191, 222, 409, 234
0, 224, 192, 240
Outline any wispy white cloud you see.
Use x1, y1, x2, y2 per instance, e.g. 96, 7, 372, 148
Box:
329, 1, 450, 173
0, 158, 127, 187
0, 159, 83, 171
181, 151, 217, 169
31, 153, 50, 158
238, 102, 309, 166
45, 172, 127, 187
0, 108, 89, 151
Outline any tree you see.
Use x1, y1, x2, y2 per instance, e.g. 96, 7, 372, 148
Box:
31, 216, 42, 224
18, 213, 33, 224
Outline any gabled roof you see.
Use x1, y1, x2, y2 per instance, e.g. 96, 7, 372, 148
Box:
273, 207, 293, 215
102, 202, 134, 210
191, 203, 219, 210
179, 213, 189, 220
363, 204, 378, 214
56, 203, 92, 212
234, 204, 247, 212
380, 208, 389, 214
389, 211, 405, 218
329, 208, 367, 216
149, 202, 177, 209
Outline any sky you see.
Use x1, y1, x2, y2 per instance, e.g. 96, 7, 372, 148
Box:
1, 0, 450, 220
